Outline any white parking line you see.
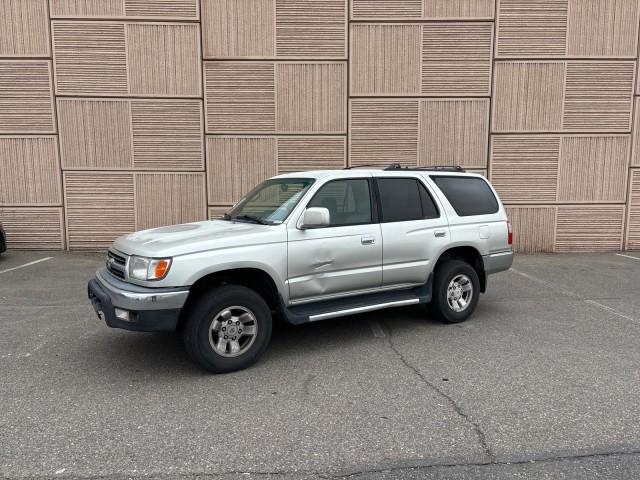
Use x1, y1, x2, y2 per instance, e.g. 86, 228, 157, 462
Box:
509, 267, 638, 324
616, 253, 640, 261
584, 300, 638, 324
0, 257, 53, 275
509, 267, 579, 298
368, 320, 386, 338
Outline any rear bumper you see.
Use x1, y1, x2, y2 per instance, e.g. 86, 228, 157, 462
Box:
87, 268, 189, 332
483, 250, 513, 275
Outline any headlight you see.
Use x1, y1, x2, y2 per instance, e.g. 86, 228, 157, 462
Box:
128, 256, 172, 281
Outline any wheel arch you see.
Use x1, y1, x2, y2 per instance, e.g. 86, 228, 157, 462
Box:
177, 267, 282, 331
433, 245, 486, 293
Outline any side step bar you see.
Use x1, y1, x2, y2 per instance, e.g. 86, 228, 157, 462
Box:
278, 275, 432, 325
309, 298, 420, 322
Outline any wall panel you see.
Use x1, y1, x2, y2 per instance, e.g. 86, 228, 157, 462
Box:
64, 172, 135, 250
52, 22, 128, 96
491, 136, 560, 203
0, 137, 62, 206
135, 173, 206, 230
276, 0, 346, 58
350, 24, 422, 96
277, 136, 346, 172
627, 170, 640, 249
0, 207, 65, 250
492, 62, 565, 132
57, 98, 133, 169
204, 62, 276, 133
207, 136, 278, 204
505, 206, 556, 253
202, 0, 275, 58
557, 136, 629, 203
419, 98, 489, 168
0, 0, 50, 57
130, 100, 204, 170
50, 0, 126, 17
126, 23, 201, 97
561, 62, 635, 132
350, 99, 419, 166
0, 61, 55, 134
421, 22, 493, 96
206, 135, 345, 204
566, 0, 638, 58
555, 205, 625, 252
276, 62, 346, 133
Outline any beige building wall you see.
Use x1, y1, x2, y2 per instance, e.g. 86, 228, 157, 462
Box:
1, 0, 640, 253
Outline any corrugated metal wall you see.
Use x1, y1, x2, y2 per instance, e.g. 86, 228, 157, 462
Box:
1, 0, 639, 253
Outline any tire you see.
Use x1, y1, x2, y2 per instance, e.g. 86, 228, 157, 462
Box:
183, 284, 272, 373
429, 260, 480, 324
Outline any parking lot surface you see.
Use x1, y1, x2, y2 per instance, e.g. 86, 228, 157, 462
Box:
1, 250, 640, 479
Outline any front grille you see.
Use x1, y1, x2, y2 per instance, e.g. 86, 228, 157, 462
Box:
106, 250, 127, 279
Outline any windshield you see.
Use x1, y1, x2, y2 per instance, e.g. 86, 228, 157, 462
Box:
224, 178, 315, 224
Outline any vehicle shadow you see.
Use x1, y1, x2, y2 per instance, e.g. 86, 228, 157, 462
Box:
78, 304, 453, 378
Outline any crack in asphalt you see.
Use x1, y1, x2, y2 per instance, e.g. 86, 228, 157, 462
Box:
8, 450, 640, 479
330, 449, 640, 479
381, 320, 495, 463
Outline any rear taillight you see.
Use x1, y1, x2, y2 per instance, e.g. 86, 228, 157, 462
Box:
507, 220, 513, 246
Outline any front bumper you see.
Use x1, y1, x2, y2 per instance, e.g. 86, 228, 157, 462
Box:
483, 250, 513, 275
87, 268, 189, 332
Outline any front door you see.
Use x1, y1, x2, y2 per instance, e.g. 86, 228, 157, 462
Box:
287, 178, 382, 303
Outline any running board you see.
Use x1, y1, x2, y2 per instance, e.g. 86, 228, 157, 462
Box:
308, 298, 420, 322
278, 275, 432, 325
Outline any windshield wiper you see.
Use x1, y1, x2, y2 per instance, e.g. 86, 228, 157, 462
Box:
221, 213, 232, 221
231, 214, 271, 225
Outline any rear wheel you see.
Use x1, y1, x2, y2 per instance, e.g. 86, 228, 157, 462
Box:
183, 285, 272, 373
429, 260, 480, 323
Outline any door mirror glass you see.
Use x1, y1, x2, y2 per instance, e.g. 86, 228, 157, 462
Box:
300, 207, 330, 229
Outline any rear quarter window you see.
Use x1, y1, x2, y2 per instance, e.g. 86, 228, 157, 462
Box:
431, 176, 499, 217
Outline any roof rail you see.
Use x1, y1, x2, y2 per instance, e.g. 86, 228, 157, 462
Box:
343, 163, 387, 170
384, 163, 465, 172
344, 163, 466, 172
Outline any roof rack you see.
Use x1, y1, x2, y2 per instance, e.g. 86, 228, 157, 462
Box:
384, 163, 465, 172
344, 163, 465, 172
343, 163, 388, 170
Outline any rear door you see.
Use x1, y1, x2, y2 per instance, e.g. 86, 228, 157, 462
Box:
375, 176, 449, 287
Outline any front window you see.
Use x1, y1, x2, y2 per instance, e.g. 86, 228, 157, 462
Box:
307, 179, 372, 226
225, 178, 315, 224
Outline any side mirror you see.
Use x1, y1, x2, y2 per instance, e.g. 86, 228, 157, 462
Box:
300, 207, 330, 229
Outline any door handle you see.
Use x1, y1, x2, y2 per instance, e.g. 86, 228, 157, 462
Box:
361, 235, 376, 245
434, 230, 447, 238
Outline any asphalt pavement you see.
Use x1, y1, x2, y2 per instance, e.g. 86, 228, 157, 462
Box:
1, 250, 640, 479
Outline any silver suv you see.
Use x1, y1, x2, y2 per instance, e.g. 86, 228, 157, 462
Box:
88, 165, 513, 373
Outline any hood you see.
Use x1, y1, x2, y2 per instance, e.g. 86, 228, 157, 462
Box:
112, 220, 287, 257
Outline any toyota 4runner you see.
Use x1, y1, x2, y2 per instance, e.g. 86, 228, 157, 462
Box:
88, 165, 513, 373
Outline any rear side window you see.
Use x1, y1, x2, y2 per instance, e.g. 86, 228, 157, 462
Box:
431, 176, 499, 217
377, 178, 440, 222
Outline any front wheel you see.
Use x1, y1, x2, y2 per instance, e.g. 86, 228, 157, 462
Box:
183, 285, 272, 373
429, 260, 480, 323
